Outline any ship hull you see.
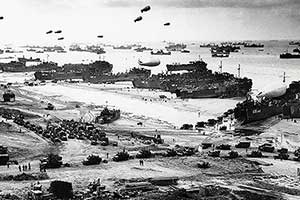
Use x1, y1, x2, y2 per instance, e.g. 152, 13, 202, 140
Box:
280, 54, 300, 59
234, 105, 283, 124
175, 89, 219, 99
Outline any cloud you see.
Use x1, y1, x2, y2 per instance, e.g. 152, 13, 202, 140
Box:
102, 0, 300, 9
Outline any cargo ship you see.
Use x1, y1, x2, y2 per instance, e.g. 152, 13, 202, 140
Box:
134, 47, 153, 52
211, 48, 230, 57
151, 50, 171, 55
133, 60, 252, 99
165, 43, 187, 51
244, 43, 264, 48
200, 43, 217, 48
234, 81, 300, 124
280, 53, 300, 59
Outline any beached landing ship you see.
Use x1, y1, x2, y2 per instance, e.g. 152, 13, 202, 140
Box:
34, 60, 113, 81
234, 81, 300, 124
133, 60, 252, 99
84, 67, 151, 84
280, 53, 300, 59
0, 60, 58, 73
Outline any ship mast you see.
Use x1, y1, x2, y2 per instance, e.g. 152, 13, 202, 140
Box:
237, 64, 241, 78
219, 61, 222, 73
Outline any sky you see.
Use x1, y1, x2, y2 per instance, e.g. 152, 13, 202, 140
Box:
0, 0, 299, 45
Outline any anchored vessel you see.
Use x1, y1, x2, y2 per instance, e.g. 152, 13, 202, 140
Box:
151, 50, 171, 55
244, 43, 264, 48
165, 43, 187, 51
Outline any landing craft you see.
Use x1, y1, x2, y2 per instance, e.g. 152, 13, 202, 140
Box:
57, 37, 64, 40
0, 16, 3, 20
97, 35, 103, 38
141, 6, 151, 13
134, 16, 142, 23
55, 30, 62, 34
138, 57, 160, 67
46, 30, 53, 34
164, 22, 170, 26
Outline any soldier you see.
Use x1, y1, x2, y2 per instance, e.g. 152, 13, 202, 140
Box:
28, 163, 31, 170
19, 165, 22, 172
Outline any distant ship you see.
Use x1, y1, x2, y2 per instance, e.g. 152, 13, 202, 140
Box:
166, 60, 207, 71
57, 50, 67, 53
211, 48, 230, 57
18, 57, 41, 63
280, 53, 300, 59
293, 48, 300, 53
151, 50, 171, 55
165, 43, 187, 51
134, 47, 152, 52
244, 43, 264, 48
113, 45, 132, 50
289, 41, 300, 46
69, 45, 106, 54
27, 48, 36, 52
200, 43, 217, 48
180, 49, 190, 53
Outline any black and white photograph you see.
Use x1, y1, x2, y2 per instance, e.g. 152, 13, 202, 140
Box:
0, 0, 300, 199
